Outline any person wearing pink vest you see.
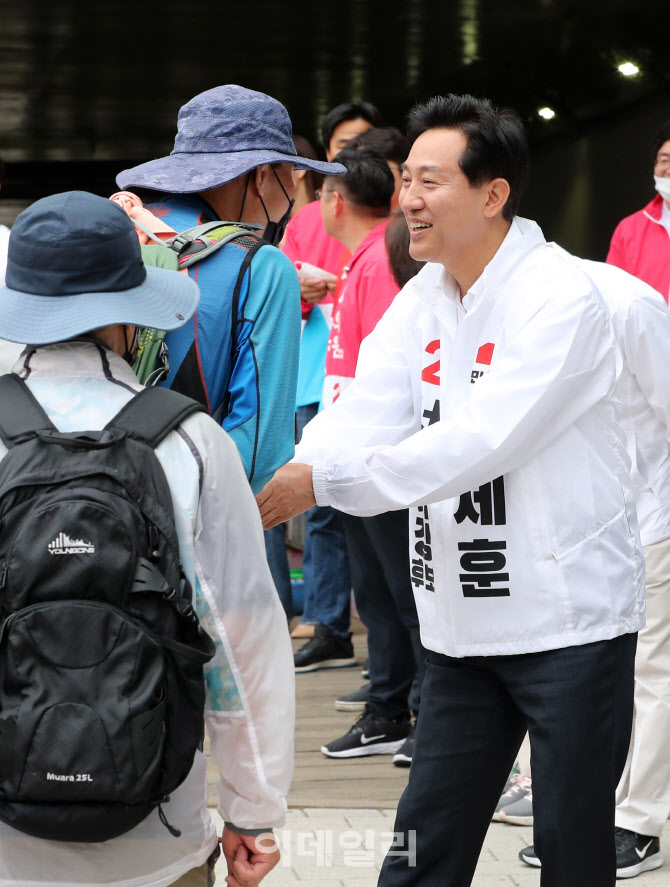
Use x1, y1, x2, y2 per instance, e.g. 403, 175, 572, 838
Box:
280, 104, 384, 671
607, 121, 670, 302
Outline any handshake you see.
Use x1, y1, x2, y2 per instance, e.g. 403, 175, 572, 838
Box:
256, 462, 316, 528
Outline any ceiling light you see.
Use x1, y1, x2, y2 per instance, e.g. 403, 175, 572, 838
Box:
618, 62, 640, 77
538, 107, 556, 120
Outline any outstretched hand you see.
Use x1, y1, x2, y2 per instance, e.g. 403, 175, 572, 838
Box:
256, 463, 316, 529
300, 277, 330, 304
221, 827, 280, 887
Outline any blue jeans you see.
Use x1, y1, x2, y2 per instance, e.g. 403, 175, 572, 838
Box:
297, 403, 351, 637
263, 403, 351, 635
264, 523, 294, 620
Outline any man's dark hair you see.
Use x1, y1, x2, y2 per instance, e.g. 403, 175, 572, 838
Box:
407, 94, 529, 221
329, 147, 394, 215
293, 134, 323, 195
348, 127, 411, 167
654, 121, 670, 157
321, 102, 384, 152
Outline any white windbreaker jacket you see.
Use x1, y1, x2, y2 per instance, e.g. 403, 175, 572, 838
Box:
551, 246, 670, 549
0, 342, 295, 887
296, 219, 645, 658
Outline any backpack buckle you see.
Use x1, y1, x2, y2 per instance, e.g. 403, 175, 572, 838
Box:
170, 233, 194, 254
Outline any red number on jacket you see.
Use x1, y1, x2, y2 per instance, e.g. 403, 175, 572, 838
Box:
421, 340, 440, 386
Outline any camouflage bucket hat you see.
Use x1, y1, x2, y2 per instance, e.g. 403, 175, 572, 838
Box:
117, 85, 346, 194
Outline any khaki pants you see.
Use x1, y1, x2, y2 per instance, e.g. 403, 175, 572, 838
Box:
616, 535, 670, 836
171, 848, 218, 887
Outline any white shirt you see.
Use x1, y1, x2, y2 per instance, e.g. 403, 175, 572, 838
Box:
0, 342, 294, 887
0, 341, 24, 375
660, 199, 670, 238
295, 218, 645, 657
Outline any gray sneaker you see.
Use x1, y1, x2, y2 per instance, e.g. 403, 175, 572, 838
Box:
335, 683, 370, 711
491, 774, 531, 822
498, 784, 533, 825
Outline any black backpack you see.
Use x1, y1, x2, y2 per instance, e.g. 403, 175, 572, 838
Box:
0, 375, 216, 843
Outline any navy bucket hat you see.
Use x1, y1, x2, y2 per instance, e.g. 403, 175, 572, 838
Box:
116, 85, 347, 193
0, 191, 200, 344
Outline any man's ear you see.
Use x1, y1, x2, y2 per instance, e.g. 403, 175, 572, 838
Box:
332, 191, 345, 218
483, 178, 511, 219
253, 165, 269, 198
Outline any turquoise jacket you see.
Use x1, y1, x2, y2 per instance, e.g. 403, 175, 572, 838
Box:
147, 194, 300, 493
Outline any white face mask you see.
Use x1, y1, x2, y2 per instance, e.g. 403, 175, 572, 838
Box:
654, 175, 670, 203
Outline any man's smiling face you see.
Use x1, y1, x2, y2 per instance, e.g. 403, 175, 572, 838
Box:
399, 128, 490, 268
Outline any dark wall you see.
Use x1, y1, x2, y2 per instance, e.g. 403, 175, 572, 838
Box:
2, 0, 669, 258
7, 100, 669, 262
522, 95, 669, 261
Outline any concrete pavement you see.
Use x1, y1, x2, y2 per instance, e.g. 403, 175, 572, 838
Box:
211, 808, 670, 885
207, 619, 670, 885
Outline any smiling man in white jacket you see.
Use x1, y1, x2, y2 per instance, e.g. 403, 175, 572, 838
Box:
257, 94, 644, 887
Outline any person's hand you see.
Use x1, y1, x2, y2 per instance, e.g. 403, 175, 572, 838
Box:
300, 277, 334, 303
221, 826, 280, 887
256, 463, 316, 529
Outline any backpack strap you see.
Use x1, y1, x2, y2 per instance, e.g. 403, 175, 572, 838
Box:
107, 387, 206, 449
213, 235, 267, 425
168, 222, 264, 269
0, 374, 58, 448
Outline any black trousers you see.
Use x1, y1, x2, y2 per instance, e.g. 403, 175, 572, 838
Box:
340, 510, 428, 719
378, 632, 637, 887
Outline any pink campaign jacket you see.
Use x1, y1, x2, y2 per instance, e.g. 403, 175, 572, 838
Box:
607, 195, 670, 302
322, 220, 399, 406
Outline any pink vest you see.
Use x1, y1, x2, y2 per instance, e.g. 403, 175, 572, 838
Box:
607, 195, 670, 302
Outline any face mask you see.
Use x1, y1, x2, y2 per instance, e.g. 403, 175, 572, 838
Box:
122, 326, 140, 366
260, 167, 295, 246
654, 175, 670, 203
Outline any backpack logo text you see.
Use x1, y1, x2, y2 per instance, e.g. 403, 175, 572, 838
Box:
46, 773, 94, 783
47, 533, 95, 555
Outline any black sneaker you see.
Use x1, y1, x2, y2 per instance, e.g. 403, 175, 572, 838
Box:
520, 832, 664, 878
392, 723, 415, 767
615, 827, 663, 878
519, 845, 541, 868
294, 625, 357, 673
335, 683, 370, 711
321, 710, 411, 758
361, 658, 370, 680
